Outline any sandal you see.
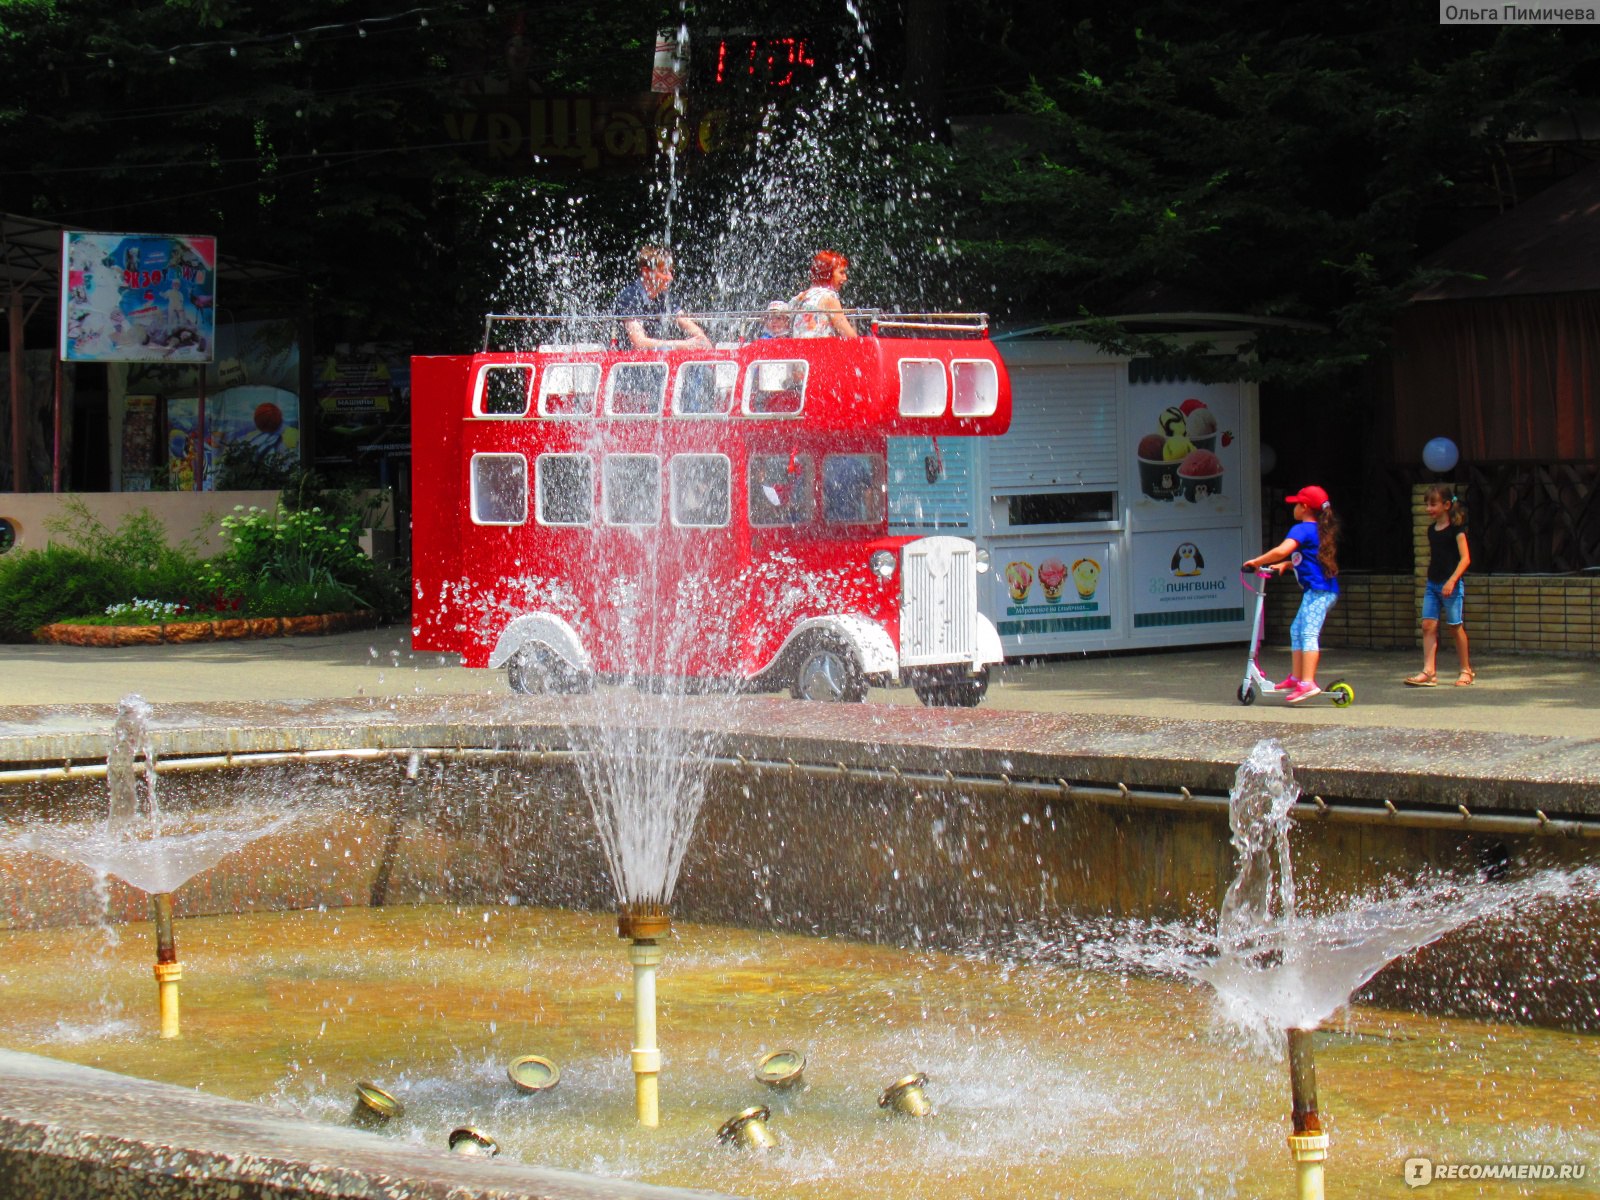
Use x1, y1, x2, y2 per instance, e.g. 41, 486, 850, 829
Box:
1403, 672, 1437, 687
1455, 668, 1476, 687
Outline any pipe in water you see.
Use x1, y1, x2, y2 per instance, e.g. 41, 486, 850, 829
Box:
150, 892, 181, 1039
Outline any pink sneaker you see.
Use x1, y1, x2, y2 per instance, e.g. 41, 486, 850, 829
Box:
1273, 675, 1300, 692
1285, 682, 1322, 705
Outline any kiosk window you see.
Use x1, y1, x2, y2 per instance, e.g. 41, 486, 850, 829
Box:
951, 360, 998, 417
536, 454, 593, 526
607, 362, 668, 416
674, 362, 738, 416
748, 454, 815, 526
822, 454, 885, 524
603, 454, 661, 526
477, 365, 534, 416
898, 359, 946, 417
538, 363, 600, 417
671, 455, 731, 528
744, 360, 808, 415
471, 453, 528, 525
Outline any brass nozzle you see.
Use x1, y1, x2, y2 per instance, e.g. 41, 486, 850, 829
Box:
618, 903, 671, 942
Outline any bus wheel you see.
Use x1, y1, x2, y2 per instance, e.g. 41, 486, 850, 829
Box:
790, 638, 868, 703
909, 666, 990, 708
507, 645, 586, 695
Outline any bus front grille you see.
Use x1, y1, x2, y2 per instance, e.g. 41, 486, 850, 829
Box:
899, 537, 977, 665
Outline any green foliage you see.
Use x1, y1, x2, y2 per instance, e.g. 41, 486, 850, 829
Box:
207, 504, 373, 601
205, 503, 407, 618
44, 496, 202, 572
212, 440, 299, 490
0, 546, 132, 640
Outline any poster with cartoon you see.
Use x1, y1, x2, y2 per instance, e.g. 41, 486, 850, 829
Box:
60, 232, 216, 363
166, 388, 301, 491
994, 541, 1114, 642
1130, 528, 1247, 630
1128, 378, 1242, 521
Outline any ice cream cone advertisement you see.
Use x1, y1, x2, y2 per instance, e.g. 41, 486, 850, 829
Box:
1070, 557, 1101, 598
1037, 558, 1068, 601
1004, 560, 1034, 603
994, 542, 1112, 638
1129, 379, 1240, 517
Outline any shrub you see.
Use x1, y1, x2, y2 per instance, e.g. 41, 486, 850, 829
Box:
0, 546, 135, 640
207, 505, 378, 610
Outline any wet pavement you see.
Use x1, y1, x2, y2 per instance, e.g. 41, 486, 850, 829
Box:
0, 626, 1596, 815
0, 623, 1595, 739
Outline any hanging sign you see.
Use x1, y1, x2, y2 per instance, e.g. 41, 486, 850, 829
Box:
60, 231, 216, 363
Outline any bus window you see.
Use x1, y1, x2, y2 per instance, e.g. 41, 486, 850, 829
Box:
822, 454, 885, 525
539, 363, 601, 417
674, 362, 738, 416
671, 454, 732, 528
898, 359, 946, 417
470, 453, 528, 525
603, 454, 662, 526
744, 360, 808, 416
536, 453, 593, 526
607, 362, 668, 416
951, 359, 999, 417
476, 365, 534, 417
748, 454, 815, 526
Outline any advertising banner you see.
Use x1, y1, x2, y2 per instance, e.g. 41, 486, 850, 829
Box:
61, 232, 216, 363
1129, 379, 1241, 522
1131, 528, 1247, 630
994, 541, 1114, 640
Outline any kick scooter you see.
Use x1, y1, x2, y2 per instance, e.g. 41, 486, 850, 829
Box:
1236, 569, 1355, 707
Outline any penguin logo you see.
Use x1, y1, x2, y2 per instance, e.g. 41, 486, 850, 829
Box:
1171, 542, 1204, 577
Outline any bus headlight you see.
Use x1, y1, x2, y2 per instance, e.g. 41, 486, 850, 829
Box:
869, 550, 898, 580
975, 548, 991, 573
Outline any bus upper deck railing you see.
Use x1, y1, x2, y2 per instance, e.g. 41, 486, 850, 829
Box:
479, 311, 991, 352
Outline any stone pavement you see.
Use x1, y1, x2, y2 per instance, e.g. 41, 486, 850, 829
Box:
1, 626, 1597, 816
0, 623, 1595, 740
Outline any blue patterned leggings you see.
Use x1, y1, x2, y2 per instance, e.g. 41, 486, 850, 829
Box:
1290, 589, 1338, 652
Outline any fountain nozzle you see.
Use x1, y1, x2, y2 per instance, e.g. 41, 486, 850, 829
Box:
150, 892, 181, 1039
618, 903, 670, 1127
1286, 1028, 1329, 1200
879, 1072, 933, 1117
717, 1105, 777, 1149
618, 903, 671, 942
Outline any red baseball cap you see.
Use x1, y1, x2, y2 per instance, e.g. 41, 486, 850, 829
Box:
1286, 485, 1330, 510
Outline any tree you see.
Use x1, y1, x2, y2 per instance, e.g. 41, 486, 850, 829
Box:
934, 1, 1600, 380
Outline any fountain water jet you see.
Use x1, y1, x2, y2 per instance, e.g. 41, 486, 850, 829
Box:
3, 695, 308, 1038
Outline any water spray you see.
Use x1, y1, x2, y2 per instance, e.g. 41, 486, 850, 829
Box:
1286, 1027, 1329, 1200
150, 891, 181, 1038
617, 902, 671, 1127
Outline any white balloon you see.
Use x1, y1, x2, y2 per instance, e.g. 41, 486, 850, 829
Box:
1422, 437, 1459, 473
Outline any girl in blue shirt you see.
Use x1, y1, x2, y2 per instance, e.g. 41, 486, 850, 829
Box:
1243, 484, 1342, 704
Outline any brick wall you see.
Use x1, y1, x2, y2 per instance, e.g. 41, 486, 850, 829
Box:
1263, 484, 1599, 657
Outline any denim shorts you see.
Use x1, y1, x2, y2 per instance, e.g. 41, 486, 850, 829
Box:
1422, 579, 1465, 625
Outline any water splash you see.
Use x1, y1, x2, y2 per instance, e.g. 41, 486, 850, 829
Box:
3, 694, 304, 895
1066, 738, 1600, 1043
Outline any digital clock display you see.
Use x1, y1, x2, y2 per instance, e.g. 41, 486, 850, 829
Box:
702, 35, 822, 89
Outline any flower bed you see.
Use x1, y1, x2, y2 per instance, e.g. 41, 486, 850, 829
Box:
34, 610, 380, 647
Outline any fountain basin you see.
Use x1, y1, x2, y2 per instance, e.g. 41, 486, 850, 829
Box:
1, 906, 1596, 1198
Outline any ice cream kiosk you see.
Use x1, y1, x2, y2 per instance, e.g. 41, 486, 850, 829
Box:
887, 334, 1259, 655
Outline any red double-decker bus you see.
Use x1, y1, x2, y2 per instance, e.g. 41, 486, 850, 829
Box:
410, 312, 1013, 704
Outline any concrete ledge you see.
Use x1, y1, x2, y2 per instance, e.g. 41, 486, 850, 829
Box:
2, 694, 1597, 814
0, 1050, 729, 1200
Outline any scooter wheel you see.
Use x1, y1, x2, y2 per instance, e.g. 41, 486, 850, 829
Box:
1237, 683, 1257, 706
1328, 681, 1355, 708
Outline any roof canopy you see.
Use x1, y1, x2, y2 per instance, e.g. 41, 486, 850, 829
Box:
1412, 162, 1600, 303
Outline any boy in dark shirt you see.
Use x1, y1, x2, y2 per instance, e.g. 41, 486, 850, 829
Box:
612, 245, 711, 351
